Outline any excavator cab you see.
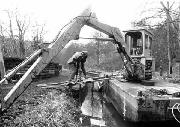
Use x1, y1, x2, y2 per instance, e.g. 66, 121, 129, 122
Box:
124, 29, 155, 80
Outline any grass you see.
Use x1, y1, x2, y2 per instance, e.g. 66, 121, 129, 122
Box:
0, 83, 81, 127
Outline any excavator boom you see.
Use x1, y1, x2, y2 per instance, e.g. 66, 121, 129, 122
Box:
0, 8, 136, 111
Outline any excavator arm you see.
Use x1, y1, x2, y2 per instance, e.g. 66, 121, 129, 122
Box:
0, 8, 135, 111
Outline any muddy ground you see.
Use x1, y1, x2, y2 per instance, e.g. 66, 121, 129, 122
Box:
0, 69, 81, 127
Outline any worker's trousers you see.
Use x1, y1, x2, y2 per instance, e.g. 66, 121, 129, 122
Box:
68, 62, 86, 81
69, 63, 78, 81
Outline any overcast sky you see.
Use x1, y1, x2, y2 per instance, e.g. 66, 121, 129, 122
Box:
0, 0, 179, 41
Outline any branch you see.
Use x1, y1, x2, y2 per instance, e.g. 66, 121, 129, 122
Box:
160, 1, 179, 32
4, 10, 14, 38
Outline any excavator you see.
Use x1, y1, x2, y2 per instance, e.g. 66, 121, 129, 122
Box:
0, 8, 154, 111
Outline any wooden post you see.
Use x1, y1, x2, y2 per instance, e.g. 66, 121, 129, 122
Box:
0, 44, 7, 84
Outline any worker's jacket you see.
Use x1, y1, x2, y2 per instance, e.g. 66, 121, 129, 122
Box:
67, 52, 87, 65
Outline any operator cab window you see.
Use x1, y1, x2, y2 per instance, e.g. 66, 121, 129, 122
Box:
145, 34, 152, 49
145, 34, 152, 56
125, 32, 143, 56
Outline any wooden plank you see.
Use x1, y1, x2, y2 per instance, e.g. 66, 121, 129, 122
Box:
2, 57, 42, 110
0, 43, 7, 84
0, 49, 41, 85
36, 81, 69, 87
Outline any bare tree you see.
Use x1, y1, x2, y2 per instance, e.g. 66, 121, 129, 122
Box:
93, 31, 103, 66
132, 1, 180, 74
3, 10, 18, 57
4, 10, 14, 39
2, 10, 30, 58
32, 23, 46, 50
15, 12, 30, 57
0, 24, 8, 56
0, 9, 48, 58
160, 2, 172, 75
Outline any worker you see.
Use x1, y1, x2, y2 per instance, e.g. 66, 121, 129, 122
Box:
67, 51, 88, 82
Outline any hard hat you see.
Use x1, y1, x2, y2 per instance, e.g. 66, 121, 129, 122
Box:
82, 51, 88, 56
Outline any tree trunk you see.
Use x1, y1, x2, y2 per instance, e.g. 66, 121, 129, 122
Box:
161, 1, 173, 76
19, 37, 25, 58
167, 20, 172, 75
96, 41, 100, 66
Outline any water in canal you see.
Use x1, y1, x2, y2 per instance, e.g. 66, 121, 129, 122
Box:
79, 82, 180, 127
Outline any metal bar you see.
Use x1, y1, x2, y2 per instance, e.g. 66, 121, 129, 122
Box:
79, 37, 115, 42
